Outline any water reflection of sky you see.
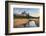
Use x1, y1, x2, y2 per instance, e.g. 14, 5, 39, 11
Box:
28, 21, 37, 27
26, 21, 37, 27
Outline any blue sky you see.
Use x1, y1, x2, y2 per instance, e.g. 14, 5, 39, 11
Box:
13, 8, 39, 14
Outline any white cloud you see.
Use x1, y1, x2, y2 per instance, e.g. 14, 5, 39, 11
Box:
29, 13, 40, 17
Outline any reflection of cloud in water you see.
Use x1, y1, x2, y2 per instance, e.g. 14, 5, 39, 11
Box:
29, 21, 37, 27
26, 21, 37, 27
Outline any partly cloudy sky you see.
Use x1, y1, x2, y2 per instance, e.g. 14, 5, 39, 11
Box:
13, 8, 40, 17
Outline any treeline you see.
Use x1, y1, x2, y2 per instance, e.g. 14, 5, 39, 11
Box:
14, 14, 39, 19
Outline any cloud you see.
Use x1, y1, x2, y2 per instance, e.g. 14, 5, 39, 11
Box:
29, 13, 40, 17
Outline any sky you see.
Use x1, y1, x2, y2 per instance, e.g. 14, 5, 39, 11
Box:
13, 8, 40, 17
